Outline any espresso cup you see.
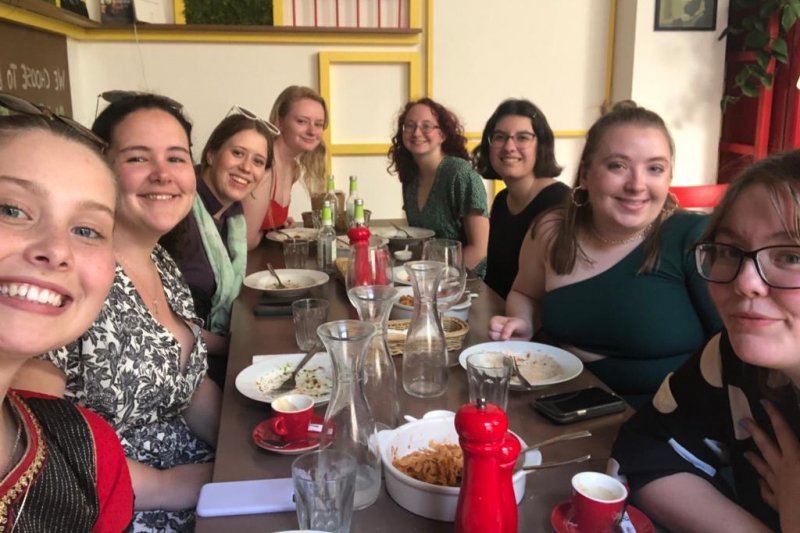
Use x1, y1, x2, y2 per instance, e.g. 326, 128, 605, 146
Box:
571, 471, 628, 533
270, 393, 314, 442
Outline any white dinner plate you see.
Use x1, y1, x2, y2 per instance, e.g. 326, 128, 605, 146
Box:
458, 341, 583, 390
264, 228, 319, 243
243, 269, 329, 298
371, 225, 436, 241
235, 352, 333, 404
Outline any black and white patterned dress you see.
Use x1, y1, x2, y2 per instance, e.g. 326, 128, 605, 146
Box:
43, 245, 214, 532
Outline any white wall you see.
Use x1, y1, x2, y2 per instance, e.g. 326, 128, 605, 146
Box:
613, 0, 730, 185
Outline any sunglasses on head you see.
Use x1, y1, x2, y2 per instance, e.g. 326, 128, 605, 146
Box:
0, 91, 107, 152
94, 90, 185, 119
227, 104, 281, 137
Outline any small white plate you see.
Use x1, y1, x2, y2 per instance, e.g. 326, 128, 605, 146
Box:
392, 266, 412, 285
235, 352, 333, 404
243, 269, 329, 298
265, 228, 318, 243
459, 341, 583, 390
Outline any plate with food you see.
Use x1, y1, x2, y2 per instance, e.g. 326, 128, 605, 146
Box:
371, 225, 436, 243
243, 268, 329, 298
235, 352, 333, 405
265, 228, 319, 243
458, 341, 583, 390
392, 266, 412, 285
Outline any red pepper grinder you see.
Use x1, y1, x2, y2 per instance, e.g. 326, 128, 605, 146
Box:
455, 398, 516, 533
498, 431, 521, 533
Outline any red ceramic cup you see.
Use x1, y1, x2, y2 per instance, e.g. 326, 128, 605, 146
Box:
570, 471, 628, 533
270, 394, 314, 442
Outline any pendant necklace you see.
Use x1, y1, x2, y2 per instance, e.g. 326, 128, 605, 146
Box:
592, 223, 653, 246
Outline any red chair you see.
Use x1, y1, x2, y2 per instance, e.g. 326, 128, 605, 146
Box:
670, 184, 729, 210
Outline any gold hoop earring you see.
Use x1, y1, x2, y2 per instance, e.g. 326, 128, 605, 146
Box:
571, 186, 589, 207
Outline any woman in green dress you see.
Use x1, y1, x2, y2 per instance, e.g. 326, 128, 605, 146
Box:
388, 97, 489, 276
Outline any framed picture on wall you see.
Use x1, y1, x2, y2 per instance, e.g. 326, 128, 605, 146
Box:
655, 0, 717, 31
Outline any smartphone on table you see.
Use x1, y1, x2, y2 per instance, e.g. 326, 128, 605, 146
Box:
532, 387, 625, 424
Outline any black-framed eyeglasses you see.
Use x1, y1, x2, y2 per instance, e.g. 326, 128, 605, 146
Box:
694, 242, 800, 289
489, 131, 536, 147
0, 92, 107, 152
227, 104, 281, 136
402, 121, 440, 134
94, 90, 184, 119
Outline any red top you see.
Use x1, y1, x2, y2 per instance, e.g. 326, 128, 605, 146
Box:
260, 199, 290, 230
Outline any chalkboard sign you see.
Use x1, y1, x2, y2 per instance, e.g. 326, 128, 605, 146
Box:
0, 20, 71, 116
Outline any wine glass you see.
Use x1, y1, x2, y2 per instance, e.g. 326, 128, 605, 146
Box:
345, 238, 393, 306
421, 238, 467, 320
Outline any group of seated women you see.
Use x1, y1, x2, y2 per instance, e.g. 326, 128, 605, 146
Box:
3, 80, 800, 532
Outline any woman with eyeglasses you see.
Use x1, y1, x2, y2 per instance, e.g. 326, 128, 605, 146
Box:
161, 111, 271, 386
388, 97, 490, 276
473, 98, 570, 298
14, 93, 220, 532
612, 150, 800, 532
488, 101, 721, 405
0, 101, 133, 531
242, 85, 328, 248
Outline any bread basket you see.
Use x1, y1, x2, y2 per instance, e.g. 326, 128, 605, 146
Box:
386, 317, 469, 356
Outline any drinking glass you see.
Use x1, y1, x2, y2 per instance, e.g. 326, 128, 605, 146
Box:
291, 299, 330, 351
466, 352, 513, 411
292, 449, 357, 533
422, 239, 466, 366
345, 238, 393, 305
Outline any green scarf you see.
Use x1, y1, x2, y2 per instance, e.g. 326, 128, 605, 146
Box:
191, 195, 247, 333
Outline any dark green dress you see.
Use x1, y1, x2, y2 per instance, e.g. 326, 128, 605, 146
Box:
540, 211, 722, 404
402, 156, 489, 276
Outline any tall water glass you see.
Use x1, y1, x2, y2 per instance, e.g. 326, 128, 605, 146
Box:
345, 238, 393, 306
292, 449, 357, 533
422, 239, 466, 366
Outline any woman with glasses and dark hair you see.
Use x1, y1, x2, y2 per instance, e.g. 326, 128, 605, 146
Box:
488, 101, 721, 405
0, 98, 134, 532
15, 93, 219, 532
242, 85, 328, 248
162, 110, 272, 386
613, 150, 800, 532
388, 97, 490, 276
473, 98, 570, 298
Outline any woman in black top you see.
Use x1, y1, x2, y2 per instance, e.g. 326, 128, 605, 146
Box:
473, 99, 568, 298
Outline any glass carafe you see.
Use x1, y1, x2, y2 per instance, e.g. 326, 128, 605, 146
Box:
402, 261, 448, 398
318, 320, 382, 510
348, 285, 400, 431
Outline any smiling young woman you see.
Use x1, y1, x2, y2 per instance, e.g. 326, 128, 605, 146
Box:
388, 97, 490, 276
13, 93, 221, 532
613, 150, 800, 533
0, 107, 133, 532
489, 101, 722, 405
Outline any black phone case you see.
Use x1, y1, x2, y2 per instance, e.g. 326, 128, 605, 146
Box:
532, 388, 625, 424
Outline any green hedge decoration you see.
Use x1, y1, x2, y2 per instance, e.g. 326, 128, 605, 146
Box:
184, 0, 273, 25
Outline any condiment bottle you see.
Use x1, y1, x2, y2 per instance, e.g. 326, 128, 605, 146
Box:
454, 399, 515, 533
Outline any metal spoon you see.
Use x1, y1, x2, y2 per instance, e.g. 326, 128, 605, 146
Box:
390, 222, 412, 238
277, 229, 296, 241
519, 454, 592, 475
266, 262, 287, 289
514, 430, 592, 472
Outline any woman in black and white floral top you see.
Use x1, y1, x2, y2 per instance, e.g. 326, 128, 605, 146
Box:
15, 93, 220, 532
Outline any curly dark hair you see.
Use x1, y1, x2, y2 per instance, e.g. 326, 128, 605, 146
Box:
472, 98, 562, 180
387, 97, 469, 185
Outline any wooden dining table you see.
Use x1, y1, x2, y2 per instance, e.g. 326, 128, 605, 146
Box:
194, 239, 633, 532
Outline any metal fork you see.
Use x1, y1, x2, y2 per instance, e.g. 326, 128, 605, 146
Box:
511, 356, 534, 389
274, 344, 320, 393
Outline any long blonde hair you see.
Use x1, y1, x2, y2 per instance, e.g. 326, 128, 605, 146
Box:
270, 85, 328, 195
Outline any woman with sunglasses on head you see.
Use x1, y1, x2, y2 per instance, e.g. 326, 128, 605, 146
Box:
613, 151, 800, 532
0, 100, 133, 531
14, 93, 220, 532
242, 85, 327, 249
388, 97, 490, 276
473, 98, 570, 298
489, 101, 721, 406
162, 111, 271, 387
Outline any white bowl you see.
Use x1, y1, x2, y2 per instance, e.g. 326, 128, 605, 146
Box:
376, 414, 540, 522
390, 286, 471, 321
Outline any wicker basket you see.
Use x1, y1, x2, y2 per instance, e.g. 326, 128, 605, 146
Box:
386, 317, 469, 356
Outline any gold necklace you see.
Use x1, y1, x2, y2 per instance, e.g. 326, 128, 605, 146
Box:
592, 223, 653, 246
115, 252, 162, 317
